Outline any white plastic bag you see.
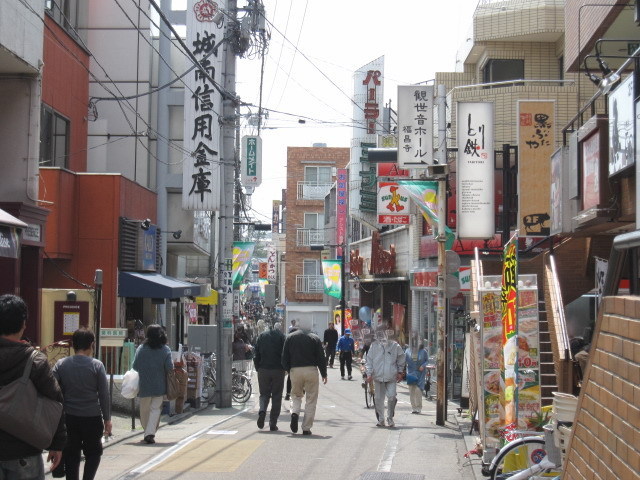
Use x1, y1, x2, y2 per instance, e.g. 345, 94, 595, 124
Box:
121, 369, 139, 399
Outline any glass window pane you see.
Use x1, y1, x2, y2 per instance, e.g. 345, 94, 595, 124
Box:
304, 213, 318, 229
304, 166, 317, 183
40, 107, 53, 166
303, 259, 319, 275
53, 114, 69, 168
318, 167, 331, 183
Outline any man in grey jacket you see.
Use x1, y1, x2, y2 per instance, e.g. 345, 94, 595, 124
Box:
365, 328, 406, 427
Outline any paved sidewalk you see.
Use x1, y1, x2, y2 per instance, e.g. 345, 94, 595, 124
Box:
46, 373, 485, 479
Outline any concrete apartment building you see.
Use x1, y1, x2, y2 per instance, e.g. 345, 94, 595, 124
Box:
283, 145, 349, 334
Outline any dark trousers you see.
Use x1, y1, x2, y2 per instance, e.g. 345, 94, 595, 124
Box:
257, 368, 286, 425
325, 344, 336, 366
339, 351, 353, 377
64, 414, 104, 480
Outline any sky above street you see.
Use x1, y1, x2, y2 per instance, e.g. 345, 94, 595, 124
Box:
235, 0, 480, 223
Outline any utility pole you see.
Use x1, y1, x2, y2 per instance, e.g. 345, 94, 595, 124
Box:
215, 0, 238, 408
435, 84, 449, 426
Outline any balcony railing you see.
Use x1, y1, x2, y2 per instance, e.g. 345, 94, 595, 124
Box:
296, 181, 332, 200
296, 228, 325, 247
295, 275, 324, 294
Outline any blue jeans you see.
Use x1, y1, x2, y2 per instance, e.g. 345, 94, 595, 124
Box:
0, 456, 45, 480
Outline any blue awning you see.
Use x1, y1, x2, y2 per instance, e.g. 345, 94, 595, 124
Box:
118, 272, 203, 299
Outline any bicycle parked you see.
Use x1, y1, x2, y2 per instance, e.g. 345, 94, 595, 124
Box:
200, 354, 252, 404
483, 406, 572, 480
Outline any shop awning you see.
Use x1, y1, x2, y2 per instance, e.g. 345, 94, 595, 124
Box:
118, 272, 203, 299
0, 209, 28, 228
0, 209, 27, 259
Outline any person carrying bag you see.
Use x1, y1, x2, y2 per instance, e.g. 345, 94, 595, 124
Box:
0, 294, 66, 478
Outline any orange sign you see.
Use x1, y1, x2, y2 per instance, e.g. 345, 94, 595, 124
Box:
258, 262, 267, 279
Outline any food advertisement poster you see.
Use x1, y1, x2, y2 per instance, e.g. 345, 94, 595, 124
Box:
480, 285, 502, 449
480, 274, 541, 453
516, 279, 541, 431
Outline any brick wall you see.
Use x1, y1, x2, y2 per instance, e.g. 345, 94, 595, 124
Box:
563, 295, 640, 479
284, 147, 349, 304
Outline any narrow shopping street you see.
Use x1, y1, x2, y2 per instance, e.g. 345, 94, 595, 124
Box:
84, 366, 477, 480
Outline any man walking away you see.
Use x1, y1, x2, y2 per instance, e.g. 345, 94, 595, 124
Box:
0, 294, 66, 479
282, 328, 328, 436
322, 322, 339, 368
253, 322, 286, 431
365, 327, 406, 427
336, 328, 355, 380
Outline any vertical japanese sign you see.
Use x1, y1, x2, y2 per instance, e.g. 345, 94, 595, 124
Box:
266, 245, 277, 281
222, 269, 233, 327
182, 0, 225, 211
350, 57, 384, 219
139, 226, 157, 271
518, 101, 554, 236
397, 85, 434, 168
272, 200, 280, 234
336, 168, 348, 257
456, 102, 495, 239
377, 182, 409, 225
241, 135, 262, 187
232, 242, 254, 288
500, 236, 518, 444
322, 259, 342, 299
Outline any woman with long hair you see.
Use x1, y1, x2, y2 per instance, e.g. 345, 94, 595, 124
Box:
132, 324, 173, 444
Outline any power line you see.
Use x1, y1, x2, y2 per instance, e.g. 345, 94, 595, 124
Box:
274, 0, 308, 109
259, 11, 385, 131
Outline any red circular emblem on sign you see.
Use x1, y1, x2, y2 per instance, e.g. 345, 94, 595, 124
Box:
194, 0, 218, 22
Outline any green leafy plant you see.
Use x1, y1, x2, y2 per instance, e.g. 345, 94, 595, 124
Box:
525, 409, 551, 431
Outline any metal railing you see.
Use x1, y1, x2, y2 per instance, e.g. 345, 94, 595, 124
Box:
295, 275, 324, 293
296, 228, 325, 246
296, 181, 332, 200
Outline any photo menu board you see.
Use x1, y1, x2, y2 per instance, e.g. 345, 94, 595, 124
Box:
479, 274, 541, 456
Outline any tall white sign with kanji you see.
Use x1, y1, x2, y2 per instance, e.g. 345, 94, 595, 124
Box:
397, 85, 434, 168
182, 0, 226, 211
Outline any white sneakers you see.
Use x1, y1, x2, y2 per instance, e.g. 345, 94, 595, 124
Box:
386, 417, 395, 427
376, 420, 385, 427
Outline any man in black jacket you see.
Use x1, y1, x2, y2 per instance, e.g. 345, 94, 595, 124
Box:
253, 323, 286, 431
0, 294, 66, 479
281, 328, 328, 436
322, 321, 339, 368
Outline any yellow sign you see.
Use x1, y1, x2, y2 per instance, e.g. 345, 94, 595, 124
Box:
196, 290, 218, 305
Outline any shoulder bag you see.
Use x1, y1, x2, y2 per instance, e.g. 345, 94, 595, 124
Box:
0, 350, 63, 450
166, 354, 187, 401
